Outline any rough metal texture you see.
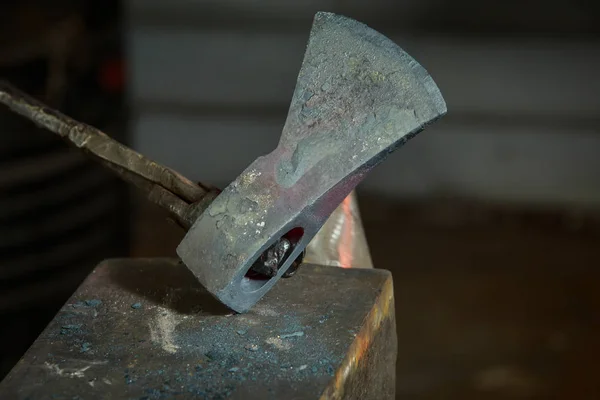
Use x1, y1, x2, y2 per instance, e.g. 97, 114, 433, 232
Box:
177, 11, 446, 312
0, 258, 396, 400
0, 81, 213, 228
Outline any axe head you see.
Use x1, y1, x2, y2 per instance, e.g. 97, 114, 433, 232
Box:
177, 12, 447, 312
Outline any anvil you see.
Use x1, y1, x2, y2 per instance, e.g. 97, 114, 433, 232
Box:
0, 259, 397, 399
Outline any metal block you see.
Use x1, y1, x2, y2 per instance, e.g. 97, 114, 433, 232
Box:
0, 258, 396, 399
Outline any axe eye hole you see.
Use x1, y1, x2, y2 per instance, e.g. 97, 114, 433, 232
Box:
243, 227, 305, 291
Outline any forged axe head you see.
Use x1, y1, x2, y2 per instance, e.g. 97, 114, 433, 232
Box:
177, 12, 447, 312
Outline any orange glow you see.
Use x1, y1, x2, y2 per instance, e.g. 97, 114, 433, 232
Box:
338, 195, 353, 268
321, 278, 394, 399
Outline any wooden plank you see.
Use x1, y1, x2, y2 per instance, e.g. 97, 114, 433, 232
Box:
126, 0, 600, 37
132, 113, 600, 206
127, 0, 334, 22
127, 29, 600, 117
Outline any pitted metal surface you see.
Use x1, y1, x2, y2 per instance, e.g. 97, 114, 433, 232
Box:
0, 259, 396, 400
177, 12, 446, 312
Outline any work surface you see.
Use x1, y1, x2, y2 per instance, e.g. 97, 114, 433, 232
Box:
0, 259, 396, 399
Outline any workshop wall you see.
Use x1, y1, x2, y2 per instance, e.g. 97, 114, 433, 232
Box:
0, 0, 129, 379
125, 0, 600, 207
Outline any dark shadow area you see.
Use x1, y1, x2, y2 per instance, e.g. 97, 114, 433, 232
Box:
132, 0, 600, 39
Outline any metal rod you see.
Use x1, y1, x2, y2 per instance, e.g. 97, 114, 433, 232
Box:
0, 81, 207, 204
0, 81, 212, 227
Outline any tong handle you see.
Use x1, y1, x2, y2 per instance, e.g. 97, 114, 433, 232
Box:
0, 81, 210, 228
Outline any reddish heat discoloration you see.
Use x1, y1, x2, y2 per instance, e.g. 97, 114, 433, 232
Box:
320, 276, 395, 399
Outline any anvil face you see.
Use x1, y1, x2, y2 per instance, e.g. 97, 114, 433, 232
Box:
177, 12, 446, 312
0, 259, 397, 400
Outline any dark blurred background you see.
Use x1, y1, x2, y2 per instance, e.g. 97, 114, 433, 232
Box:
2, 0, 600, 399
0, 0, 129, 379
